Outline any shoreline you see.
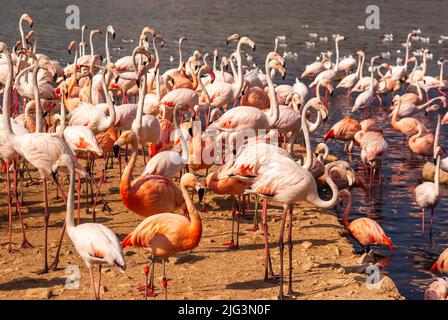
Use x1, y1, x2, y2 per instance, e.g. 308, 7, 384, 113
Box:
0, 159, 403, 300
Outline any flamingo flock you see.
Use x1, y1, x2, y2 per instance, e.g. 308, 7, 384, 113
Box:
2, 13, 448, 300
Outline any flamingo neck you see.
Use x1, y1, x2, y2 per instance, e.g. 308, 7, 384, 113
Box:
173, 106, 189, 164
301, 101, 313, 170
65, 160, 76, 231
32, 62, 43, 133
265, 60, 279, 128
340, 189, 352, 229
307, 161, 341, 209
1, 47, 14, 137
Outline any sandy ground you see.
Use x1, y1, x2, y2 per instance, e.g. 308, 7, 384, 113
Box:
0, 154, 403, 300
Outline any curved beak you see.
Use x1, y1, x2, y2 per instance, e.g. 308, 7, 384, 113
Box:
113, 144, 120, 158
197, 187, 205, 203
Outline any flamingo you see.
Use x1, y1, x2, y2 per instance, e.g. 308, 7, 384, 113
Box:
413, 144, 442, 236
114, 104, 202, 218
310, 35, 345, 87
324, 117, 361, 152
340, 189, 393, 252
425, 278, 448, 300
51, 154, 125, 300
337, 51, 364, 90
121, 173, 204, 299
203, 36, 256, 109
0, 43, 83, 273
208, 52, 284, 133
389, 99, 428, 138
68, 65, 117, 134
430, 248, 448, 274
352, 55, 381, 112
384, 32, 415, 81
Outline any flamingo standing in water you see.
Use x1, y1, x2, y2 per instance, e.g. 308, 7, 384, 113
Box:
121, 173, 204, 299
324, 117, 361, 152
51, 154, 125, 300
413, 144, 442, 236
339, 189, 393, 252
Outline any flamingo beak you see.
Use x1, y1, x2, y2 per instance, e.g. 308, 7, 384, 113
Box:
113, 144, 120, 158
197, 187, 205, 203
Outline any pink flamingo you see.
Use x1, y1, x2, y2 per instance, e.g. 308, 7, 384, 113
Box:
340, 189, 393, 252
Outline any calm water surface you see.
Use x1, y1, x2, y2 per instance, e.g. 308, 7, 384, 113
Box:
1, 0, 448, 299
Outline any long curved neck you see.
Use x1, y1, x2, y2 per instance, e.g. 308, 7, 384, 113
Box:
434, 112, 441, 157
173, 106, 189, 163
19, 17, 27, 51
417, 96, 444, 111
334, 40, 340, 71
265, 61, 279, 128
355, 54, 362, 78
90, 32, 95, 56
213, 51, 218, 73
440, 63, 445, 86
180, 180, 201, 229
369, 60, 375, 92
58, 93, 67, 136
135, 72, 146, 133
101, 71, 116, 129
178, 39, 184, 70
1, 48, 14, 137
404, 34, 412, 70
307, 162, 340, 209
359, 54, 365, 78
340, 189, 352, 229
229, 56, 237, 79
197, 66, 211, 124
64, 160, 76, 232
105, 32, 111, 64
121, 138, 138, 191
301, 101, 313, 170
32, 63, 43, 133
233, 42, 244, 100
435, 150, 440, 196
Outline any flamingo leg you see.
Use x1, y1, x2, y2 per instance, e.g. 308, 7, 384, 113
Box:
37, 178, 50, 274
88, 267, 98, 300
287, 206, 298, 297
162, 258, 168, 300
247, 195, 259, 232
77, 174, 81, 225
97, 265, 102, 300
421, 209, 425, 237
278, 205, 288, 300
49, 221, 66, 271
138, 256, 156, 297
13, 161, 33, 249
430, 207, 435, 238
5, 164, 17, 253
261, 198, 276, 281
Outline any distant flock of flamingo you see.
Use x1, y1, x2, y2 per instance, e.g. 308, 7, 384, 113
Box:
1, 14, 448, 300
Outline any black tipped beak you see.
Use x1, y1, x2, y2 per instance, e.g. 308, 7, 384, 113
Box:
434, 158, 437, 165
53, 73, 58, 82
253, 44, 256, 51
42, 111, 48, 118
68, 49, 71, 55
282, 72, 286, 80
30, 22, 34, 28
136, 79, 140, 87
112, 32, 116, 40
100, 55, 104, 61
113, 144, 120, 158
425, 110, 428, 116
330, 91, 334, 97
198, 188, 205, 202
51, 170, 57, 181
226, 40, 229, 45
114, 77, 119, 84
188, 127, 193, 137
314, 152, 319, 157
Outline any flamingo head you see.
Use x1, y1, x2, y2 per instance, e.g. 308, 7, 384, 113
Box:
107, 25, 115, 39
21, 14, 33, 28
67, 41, 77, 55
226, 33, 240, 45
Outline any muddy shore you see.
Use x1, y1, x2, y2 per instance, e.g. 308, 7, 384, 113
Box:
0, 156, 402, 300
